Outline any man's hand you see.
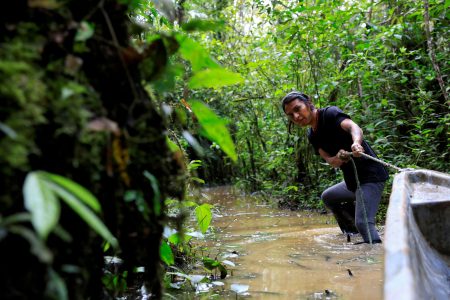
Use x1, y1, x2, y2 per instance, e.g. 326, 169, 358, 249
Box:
319, 148, 349, 169
337, 149, 351, 161
351, 143, 364, 157
327, 151, 350, 168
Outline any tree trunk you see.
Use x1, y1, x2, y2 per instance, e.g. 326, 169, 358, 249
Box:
0, 0, 184, 298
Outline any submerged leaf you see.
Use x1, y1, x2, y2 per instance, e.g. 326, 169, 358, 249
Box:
188, 275, 206, 284
221, 260, 236, 267
230, 283, 249, 294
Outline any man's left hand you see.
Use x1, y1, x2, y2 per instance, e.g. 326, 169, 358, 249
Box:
351, 143, 364, 157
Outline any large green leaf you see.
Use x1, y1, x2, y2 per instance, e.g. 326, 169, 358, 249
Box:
175, 34, 220, 72
195, 203, 213, 234
45, 180, 118, 249
189, 101, 237, 162
43, 172, 101, 212
160, 241, 174, 265
23, 172, 60, 240
182, 19, 225, 32
188, 68, 244, 89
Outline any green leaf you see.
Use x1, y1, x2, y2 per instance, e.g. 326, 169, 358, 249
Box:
2, 212, 31, 227
189, 68, 244, 89
202, 257, 220, 270
46, 268, 68, 300
43, 172, 101, 212
143, 171, 161, 216
190, 177, 205, 184
182, 201, 198, 208
195, 203, 213, 233
175, 34, 220, 72
168, 233, 181, 245
45, 181, 118, 249
202, 257, 227, 279
75, 21, 95, 42
182, 130, 205, 156
166, 137, 180, 153
188, 160, 202, 171
168, 232, 192, 245
182, 19, 225, 32
0, 122, 17, 139
8, 225, 53, 263
160, 241, 174, 265
189, 101, 237, 161
23, 172, 60, 240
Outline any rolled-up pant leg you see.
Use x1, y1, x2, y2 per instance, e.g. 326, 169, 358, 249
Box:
355, 182, 385, 242
321, 182, 358, 234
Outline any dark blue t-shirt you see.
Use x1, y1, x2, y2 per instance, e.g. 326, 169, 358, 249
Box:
307, 106, 389, 191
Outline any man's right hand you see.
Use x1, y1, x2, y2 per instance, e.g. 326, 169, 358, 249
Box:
337, 149, 351, 162
319, 148, 349, 169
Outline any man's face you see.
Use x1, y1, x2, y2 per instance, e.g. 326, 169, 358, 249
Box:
284, 99, 312, 127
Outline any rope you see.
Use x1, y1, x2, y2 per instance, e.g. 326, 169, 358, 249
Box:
349, 157, 372, 244
340, 151, 408, 172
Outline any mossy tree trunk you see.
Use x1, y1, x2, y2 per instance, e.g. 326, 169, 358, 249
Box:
0, 0, 184, 299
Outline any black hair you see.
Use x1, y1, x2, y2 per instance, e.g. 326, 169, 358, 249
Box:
281, 91, 315, 112
281, 91, 315, 134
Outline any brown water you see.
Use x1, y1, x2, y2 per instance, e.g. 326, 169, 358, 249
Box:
189, 186, 385, 300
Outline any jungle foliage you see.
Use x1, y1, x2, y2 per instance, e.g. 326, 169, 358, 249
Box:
186, 0, 449, 210
0, 0, 448, 299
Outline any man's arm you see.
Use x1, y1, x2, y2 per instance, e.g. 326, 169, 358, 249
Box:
340, 118, 364, 157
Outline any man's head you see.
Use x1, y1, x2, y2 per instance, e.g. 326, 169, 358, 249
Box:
282, 91, 316, 127
281, 91, 314, 113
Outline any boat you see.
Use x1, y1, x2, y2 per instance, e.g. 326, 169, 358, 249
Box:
384, 169, 450, 300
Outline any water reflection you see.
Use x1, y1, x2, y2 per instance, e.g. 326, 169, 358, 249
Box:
188, 186, 384, 299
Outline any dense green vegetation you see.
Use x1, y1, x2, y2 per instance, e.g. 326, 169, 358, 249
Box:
0, 0, 448, 298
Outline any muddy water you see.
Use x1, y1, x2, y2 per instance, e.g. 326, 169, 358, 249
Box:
197, 186, 384, 299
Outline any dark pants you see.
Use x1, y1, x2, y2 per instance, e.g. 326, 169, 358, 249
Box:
321, 181, 385, 242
